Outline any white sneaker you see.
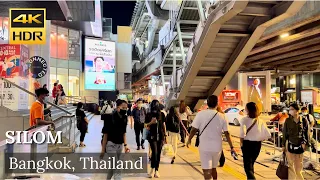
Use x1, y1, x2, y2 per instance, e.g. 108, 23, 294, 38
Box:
154, 171, 160, 178
148, 168, 155, 178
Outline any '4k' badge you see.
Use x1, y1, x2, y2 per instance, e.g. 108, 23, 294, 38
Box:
9, 8, 46, 44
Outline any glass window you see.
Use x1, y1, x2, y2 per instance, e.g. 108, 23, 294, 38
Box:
68, 29, 80, 61
68, 69, 80, 96
57, 68, 69, 96
57, 27, 68, 60
50, 67, 57, 95
50, 25, 57, 58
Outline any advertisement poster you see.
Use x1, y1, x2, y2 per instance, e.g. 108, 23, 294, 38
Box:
19, 45, 29, 78
84, 38, 116, 90
0, 17, 9, 44
0, 44, 21, 78
247, 75, 266, 113
0, 77, 19, 110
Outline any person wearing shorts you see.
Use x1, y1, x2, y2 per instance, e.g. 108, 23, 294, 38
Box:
187, 95, 235, 180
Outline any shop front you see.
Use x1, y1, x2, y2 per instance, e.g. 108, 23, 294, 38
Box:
49, 25, 81, 97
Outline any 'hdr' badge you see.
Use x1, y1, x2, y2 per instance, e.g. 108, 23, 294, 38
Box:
9, 8, 46, 44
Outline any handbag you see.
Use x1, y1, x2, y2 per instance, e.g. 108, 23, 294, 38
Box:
276, 153, 289, 180
195, 112, 218, 147
142, 127, 149, 140
288, 141, 304, 154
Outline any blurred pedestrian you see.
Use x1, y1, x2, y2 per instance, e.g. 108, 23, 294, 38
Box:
178, 100, 192, 146
240, 102, 271, 179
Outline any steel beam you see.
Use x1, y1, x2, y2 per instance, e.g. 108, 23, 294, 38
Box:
177, 22, 186, 67
196, 0, 206, 26
173, 43, 177, 89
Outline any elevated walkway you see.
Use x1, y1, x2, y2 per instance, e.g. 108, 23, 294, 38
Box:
168, 0, 306, 107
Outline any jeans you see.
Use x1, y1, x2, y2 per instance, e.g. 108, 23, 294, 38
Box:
180, 120, 188, 143
168, 131, 179, 157
149, 140, 163, 171
106, 141, 123, 180
241, 140, 261, 179
134, 123, 145, 147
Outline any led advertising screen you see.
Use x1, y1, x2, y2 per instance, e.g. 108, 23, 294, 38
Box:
84, 38, 115, 90
247, 75, 266, 113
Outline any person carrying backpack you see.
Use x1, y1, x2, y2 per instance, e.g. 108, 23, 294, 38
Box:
132, 98, 147, 150
166, 106, 180, 164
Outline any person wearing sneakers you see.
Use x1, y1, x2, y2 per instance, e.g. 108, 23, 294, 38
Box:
145, 100, 167, 178
76, 102, 89, 147
132, 98, 147, 150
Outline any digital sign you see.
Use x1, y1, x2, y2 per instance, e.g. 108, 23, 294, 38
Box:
84, 38, 115, 90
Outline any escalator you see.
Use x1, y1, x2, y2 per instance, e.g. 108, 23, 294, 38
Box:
169, 0, 306, 108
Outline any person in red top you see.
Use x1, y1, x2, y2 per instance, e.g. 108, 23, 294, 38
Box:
270, 111, 289, 125
52, 83, 58, 104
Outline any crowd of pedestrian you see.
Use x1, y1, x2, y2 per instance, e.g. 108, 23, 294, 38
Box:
27, 90, 312, 180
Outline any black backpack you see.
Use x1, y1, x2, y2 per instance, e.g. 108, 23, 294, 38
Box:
166, 114, 180, 133
304, 114, 315, 127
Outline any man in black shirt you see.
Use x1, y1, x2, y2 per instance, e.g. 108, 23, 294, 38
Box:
132, 98, 146, 150
100, 99, 130, 180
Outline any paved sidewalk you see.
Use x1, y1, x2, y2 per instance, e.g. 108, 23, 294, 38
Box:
72, 115, 320, 180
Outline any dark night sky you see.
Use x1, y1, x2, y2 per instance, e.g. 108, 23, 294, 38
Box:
103, 1, 136, 34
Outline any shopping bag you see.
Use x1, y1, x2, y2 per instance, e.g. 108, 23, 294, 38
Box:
142, 128, 149, 140
276, 153, 288, 180
219, 150, 225, 167
162, 144, 174, 157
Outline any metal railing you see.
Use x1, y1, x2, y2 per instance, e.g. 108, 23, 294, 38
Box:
0, 115, 78, 179
0, 77, 71, 115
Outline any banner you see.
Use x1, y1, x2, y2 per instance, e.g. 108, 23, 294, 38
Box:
0, 44, 20, 78
247, 75, 266, 113
84, 38, 116, 90
0, 44, 29, 110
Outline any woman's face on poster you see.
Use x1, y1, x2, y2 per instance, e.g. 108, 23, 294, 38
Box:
253, 79, 260, 86
95, 58, 104, 72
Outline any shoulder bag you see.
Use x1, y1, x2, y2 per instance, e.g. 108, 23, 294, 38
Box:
195, 112, 218, 147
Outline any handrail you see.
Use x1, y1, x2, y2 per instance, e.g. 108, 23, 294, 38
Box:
0, 77, 72, 115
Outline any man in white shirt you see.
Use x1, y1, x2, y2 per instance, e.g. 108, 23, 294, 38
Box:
187, 95, 235, 180
301, 107, 316, 150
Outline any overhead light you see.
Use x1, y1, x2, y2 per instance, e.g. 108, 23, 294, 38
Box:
290, 78, 295, 85
165, 82, 170, 85
60, 34, 65, 38
169, 53, 182, 57
280, 33, 289, 38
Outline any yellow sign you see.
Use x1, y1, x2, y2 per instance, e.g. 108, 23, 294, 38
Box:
9, 8, 46, 44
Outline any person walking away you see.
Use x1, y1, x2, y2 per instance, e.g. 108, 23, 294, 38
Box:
30, 88, 55, 128
178, 100, 192, 146
166, 106, 180, 164
52, 83, 58, 105
127, 101, 133, 127
132, 98, 147, 150
216, 106, 226, 167
100, 100, 130, 180
282, 103, 310, 180
240, 102, 271, 179
187, 95, 236, 180
101, 100, 113, 120
301, 107, 316, 150
160, 104, 167, 117
76, 102, 89, 147
145, 100, 167, 178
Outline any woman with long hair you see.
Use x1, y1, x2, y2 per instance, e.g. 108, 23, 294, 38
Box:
76, 102, 89, 147
166, 106, 180, 164
178, 100, 192, 146
145, 100, 167, 178
240, 102, 270, 179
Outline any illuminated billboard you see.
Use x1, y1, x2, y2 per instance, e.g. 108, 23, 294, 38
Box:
84, 38, 115, 90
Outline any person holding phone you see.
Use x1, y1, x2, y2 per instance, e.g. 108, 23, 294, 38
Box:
145, 100, 167, 178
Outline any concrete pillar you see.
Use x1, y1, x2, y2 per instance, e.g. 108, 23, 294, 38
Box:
296, 74, 302, 102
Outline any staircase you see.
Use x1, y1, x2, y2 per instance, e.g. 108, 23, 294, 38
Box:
168, 0, 306, 108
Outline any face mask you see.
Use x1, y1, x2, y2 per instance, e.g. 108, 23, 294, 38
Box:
44, 96, 49, 102
120, 109, 127, 115
138, 104, 142, 108
303, 112, 308, 115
